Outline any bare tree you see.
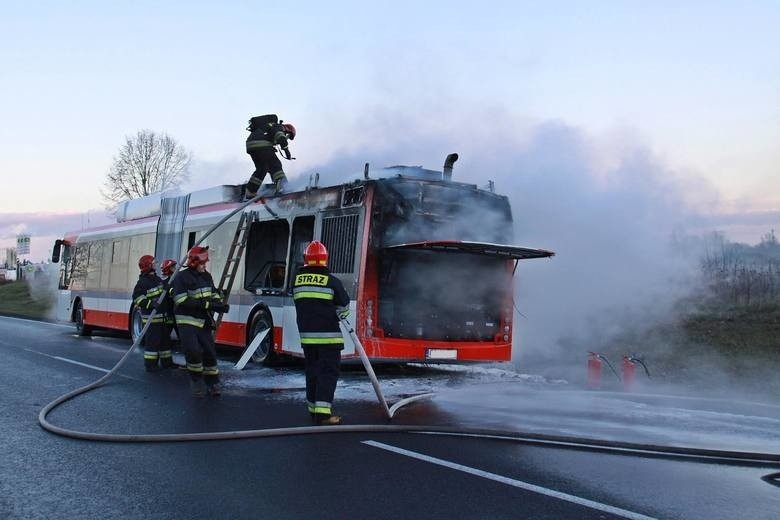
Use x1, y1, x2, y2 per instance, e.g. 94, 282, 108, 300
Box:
102, 130, 191, 206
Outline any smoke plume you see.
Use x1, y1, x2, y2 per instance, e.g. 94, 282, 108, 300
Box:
306, 111, 710, 378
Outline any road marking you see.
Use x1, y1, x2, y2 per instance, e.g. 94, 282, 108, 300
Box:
52, 356, 110, 373
20, 348, 144, 382
362, 440, 657, 520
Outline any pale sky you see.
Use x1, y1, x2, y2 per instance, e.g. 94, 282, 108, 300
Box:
1, 1, 779, 260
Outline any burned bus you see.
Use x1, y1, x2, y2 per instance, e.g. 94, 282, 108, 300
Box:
51, 157, 553, 364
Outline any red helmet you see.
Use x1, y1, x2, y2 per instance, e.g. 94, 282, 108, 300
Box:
282, 123, 296, 140
161, 259, 177, 276
304, 241, 328, 267
187, 246, 209, 268
138, 255, 155, 273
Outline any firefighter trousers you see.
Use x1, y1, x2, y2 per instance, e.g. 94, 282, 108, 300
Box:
178, 324, 219, 385
247, 148, 286, 195
142, 322, 173, 369
302, 346, 341, 415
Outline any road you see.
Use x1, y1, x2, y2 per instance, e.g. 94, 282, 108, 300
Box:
1, 316, 778, 519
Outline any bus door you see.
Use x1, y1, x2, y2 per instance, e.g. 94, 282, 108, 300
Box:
244, 217, 290, 349
51, 239, 74, 322
281, 216, 315, 355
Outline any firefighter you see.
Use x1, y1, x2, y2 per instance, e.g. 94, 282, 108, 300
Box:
159, 258, 179, 365
132, 255, 173, 371
293, 240, 350, 425
244, 114, 296, 198
172, 246, 229, 397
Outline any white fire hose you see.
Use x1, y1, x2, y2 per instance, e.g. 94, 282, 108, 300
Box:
340, 316, 392, 419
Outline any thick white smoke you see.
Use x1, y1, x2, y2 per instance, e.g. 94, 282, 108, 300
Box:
305, 111, 711, 377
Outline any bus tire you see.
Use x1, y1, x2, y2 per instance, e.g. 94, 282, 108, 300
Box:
74, 300, 93, 337
129, 306, 145, 347
248, 308, 275, 366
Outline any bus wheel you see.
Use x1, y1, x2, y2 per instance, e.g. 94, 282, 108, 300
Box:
248, 309, 275, 366
130, 307, 145, 347
74, 300, 93, 337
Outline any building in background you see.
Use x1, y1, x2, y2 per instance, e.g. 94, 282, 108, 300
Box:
1, 247, 17, 269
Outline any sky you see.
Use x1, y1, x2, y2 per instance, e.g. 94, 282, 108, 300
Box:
1, 0, 779, 261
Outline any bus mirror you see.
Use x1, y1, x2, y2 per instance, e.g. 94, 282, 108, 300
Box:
52, 239, 63, 263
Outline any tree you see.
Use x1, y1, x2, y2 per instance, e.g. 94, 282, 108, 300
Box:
102, 130, 191, 206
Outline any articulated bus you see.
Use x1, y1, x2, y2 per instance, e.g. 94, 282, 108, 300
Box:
51, 160, 553, 364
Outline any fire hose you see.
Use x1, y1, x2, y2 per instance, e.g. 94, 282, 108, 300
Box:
35, 194, 780, 469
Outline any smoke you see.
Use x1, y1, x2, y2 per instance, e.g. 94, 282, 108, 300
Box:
304, 110, 710, 380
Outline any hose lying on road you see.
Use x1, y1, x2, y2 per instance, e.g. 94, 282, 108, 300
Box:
37, 192, 780, 467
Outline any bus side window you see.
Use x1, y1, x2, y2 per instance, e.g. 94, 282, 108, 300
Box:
244, 219, 290, 292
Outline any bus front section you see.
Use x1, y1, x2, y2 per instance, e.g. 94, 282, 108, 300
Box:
360, 177, 553, 363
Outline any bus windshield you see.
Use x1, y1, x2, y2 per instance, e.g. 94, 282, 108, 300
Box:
378, 249, 510, 341
374, 179, 513, 246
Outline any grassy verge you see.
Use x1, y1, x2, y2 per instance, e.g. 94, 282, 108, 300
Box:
0, 281, 54, 320
597, 304, 780, 399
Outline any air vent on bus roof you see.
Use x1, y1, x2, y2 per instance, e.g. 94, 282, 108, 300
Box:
115, 185, 243, 222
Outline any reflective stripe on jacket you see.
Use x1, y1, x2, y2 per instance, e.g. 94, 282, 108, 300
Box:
132, 272, 164, 318
293, 266, 349, 347
172, 267, 218, 329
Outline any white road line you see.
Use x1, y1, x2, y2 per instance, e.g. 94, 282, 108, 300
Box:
362, 440, 657, 520
52, 356, 110, 373
20, 348, 144, 382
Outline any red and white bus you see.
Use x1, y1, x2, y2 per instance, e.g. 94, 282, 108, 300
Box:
51, 159, 553, 364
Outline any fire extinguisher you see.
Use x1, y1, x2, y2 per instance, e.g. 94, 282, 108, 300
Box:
622, 355, 651, 392
587, 352, 602, 389
587, 352, 620, 390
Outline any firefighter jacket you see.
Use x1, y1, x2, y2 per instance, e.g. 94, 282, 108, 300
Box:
172, 267, 220, 329
246, 122, 289, 153
132, 272, 165, 324
293, 266, 350, 347
160, 276, 176, 326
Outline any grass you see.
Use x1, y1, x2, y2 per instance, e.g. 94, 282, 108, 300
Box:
597, 303, 780, 399
0, 281, 54, 320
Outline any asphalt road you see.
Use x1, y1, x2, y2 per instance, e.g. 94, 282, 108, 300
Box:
1, 316, 778, 520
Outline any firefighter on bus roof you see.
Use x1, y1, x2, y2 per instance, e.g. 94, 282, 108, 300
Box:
159, 258, 179, 365
172, 246, 228, 397
244, 114, 295, 199
132, 255, 175, 371
293, 240, 350, 425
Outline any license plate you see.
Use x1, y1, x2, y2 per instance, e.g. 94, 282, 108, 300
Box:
426, 349, 457, 360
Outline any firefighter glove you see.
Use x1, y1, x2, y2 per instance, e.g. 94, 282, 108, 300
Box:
338, 308, 350, 320
211, 302, 230, 314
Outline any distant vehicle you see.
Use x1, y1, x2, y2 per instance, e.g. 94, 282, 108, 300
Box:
51, 157, 553, 364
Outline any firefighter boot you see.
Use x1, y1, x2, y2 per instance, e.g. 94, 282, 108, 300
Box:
315, 414, 342, 426
274, 177, 288, 195
145, 359, 161, 372
189, 378, 207, 397
159, 354, 175, 370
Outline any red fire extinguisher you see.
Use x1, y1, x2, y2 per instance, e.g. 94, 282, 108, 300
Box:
622, 356, 636, 392
587, 352, 602, 390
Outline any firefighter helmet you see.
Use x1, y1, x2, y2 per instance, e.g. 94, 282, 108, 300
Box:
161, 258, 177, 276
282, 123, 296, 140
187, 246, 209, 268
303, 241, 328, 267
138, 255, 155, 273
